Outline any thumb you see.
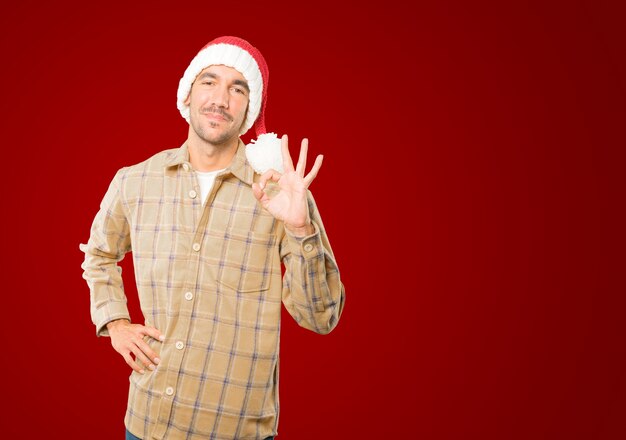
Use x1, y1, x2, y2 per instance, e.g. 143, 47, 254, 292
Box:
252, 182, 263, 200
252, 183, 269, 206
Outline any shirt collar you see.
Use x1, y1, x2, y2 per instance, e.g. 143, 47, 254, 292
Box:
165, 139, 255, 186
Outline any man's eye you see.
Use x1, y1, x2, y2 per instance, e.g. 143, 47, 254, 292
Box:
202, 81, 214, 86
232, 88, 244, 94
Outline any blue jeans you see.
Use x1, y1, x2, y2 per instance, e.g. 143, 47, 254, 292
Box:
126, 429, 273, 440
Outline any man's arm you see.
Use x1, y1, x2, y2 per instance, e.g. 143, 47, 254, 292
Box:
279, 190, 345, 334
251, 135, 346, 334
80, 169, 163, 373
80, 169, 133, 336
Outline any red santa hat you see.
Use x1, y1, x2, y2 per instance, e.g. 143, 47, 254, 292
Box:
176, 36, 283, 174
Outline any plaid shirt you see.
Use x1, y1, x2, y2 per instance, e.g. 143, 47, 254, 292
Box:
80, 140, 345, 440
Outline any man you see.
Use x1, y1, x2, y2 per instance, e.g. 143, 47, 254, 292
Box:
80, 36, 345, 440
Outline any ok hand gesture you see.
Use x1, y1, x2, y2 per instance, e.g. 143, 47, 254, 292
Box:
252, 135, 323, 236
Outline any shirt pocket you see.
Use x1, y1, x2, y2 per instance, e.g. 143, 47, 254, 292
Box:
214, 228, 276, 293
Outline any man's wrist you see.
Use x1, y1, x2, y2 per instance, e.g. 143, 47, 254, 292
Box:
285, 222, 314, 237
106, 318, 130, 331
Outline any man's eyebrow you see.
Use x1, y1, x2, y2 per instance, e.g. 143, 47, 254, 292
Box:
197, 72, 250, 92
198, 72, 218, 81
232, 79, 250, 93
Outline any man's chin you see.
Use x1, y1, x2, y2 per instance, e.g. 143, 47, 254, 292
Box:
199, 130, 238, 146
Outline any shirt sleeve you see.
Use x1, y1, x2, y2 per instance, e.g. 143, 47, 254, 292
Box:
279, 190, 346, 334
79, 169, 132, 337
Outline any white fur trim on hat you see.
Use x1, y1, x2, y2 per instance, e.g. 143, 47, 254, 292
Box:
245, 133, 284, 174
176, 43, 263, 135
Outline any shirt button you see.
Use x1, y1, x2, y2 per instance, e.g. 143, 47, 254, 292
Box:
184, 291, 193, 301
189, 189, 197, 199
192, 243, 201, 252
304, 243, 314, 252
165, 387, 174, 396
176, 341, 185, 350
182, 163, 190, 171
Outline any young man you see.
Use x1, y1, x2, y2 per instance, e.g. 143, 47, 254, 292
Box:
80, 36, 345, 440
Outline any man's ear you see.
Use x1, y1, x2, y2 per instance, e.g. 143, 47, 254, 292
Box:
184, 92, 191, 107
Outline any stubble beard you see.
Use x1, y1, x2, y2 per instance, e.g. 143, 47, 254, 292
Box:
192, 120, 235, 147
190, 106, 244, 148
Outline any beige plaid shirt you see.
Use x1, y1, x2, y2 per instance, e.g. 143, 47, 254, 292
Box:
80, 140, 345, 440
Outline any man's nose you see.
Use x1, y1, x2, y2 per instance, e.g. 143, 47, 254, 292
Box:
210, 85, 229, 108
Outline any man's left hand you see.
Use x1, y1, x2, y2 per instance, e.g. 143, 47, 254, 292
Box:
252, 135, 323, 237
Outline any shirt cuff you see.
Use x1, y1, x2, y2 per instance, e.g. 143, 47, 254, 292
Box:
93, 301, 131, 337
284, 221, 323, 260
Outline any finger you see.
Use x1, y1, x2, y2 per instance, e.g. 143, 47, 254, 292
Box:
258, 169, 282, 190
281, 135, 295, 172
303, 154, 324, 187
136, 338, 160, 366
130, 343, 156, 371
122, 352, 145, 374
295, 138, 309, 177
141, 325, 165, 342
252, 182, 270, 205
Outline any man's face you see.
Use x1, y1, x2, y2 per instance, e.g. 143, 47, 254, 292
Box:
185, 64, 250, 146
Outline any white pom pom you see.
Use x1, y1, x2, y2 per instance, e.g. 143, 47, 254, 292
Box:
245, 133, 284, 174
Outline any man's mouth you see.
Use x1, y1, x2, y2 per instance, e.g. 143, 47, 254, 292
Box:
201, 108, 232, 122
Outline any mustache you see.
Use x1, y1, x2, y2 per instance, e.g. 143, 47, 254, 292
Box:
200, 106, 233, 121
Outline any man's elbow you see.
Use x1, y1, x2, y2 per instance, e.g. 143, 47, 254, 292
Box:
312, 296, 345, 335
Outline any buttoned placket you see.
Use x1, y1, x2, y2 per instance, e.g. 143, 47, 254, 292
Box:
152, 163, 226, 439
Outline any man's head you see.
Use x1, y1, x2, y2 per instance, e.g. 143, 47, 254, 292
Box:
183, 64, 250, 145
177, 36, 270, 140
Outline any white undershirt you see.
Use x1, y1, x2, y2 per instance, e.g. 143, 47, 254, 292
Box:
195, 168, 226, 205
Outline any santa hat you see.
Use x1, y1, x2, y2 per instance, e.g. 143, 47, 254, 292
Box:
176, 36, 283, 174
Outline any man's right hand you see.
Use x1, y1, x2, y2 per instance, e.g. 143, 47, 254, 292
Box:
106, 319, 165, 374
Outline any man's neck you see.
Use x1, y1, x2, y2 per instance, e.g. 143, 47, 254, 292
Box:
187, 136, 239, 172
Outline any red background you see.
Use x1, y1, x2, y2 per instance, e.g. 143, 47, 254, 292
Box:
1, 1, 625, 438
